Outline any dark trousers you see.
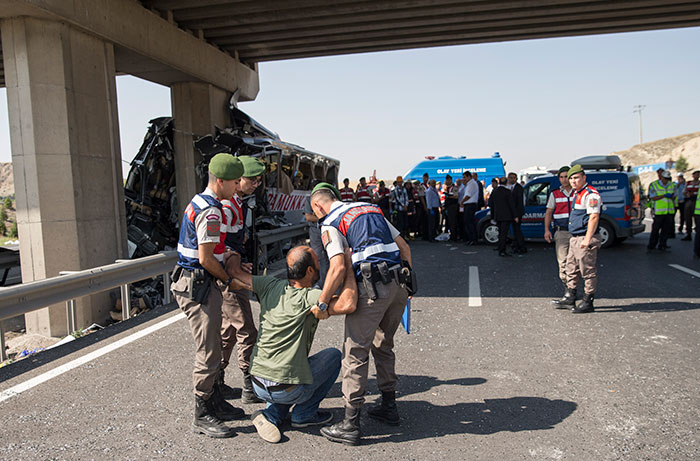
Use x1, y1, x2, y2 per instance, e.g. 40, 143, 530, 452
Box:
510, 219, 525, 250
445, 203, 459, 240
420, 206, 429, 240
458, 211, 466, 240
497, 220, 511, 253
648, 214, 674, 249
694, 215, 700, 257
395, 210, 408, 236
463, 203, 478, 243
678, 201, 687, 232
685, 199, 697, 234
428, 208, 439, 240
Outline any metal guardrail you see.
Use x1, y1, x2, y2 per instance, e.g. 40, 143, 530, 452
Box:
0, 251, 177, 362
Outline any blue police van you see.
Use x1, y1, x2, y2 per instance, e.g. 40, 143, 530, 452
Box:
476, 156, 646, 248
403, 153, 506, 184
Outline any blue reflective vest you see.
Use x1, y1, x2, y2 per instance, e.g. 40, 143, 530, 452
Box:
177, 192, 224, 271
568, 185, 601, 236
322, 202, 401, 277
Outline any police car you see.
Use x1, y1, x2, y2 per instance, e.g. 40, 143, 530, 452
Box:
477, 156, 646, 248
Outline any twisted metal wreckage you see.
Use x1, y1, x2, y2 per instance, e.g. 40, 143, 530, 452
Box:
118, 103, 339, 319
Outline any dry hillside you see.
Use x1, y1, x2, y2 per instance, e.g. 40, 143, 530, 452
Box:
0, 163, 13, 197
612, 132, 700, 186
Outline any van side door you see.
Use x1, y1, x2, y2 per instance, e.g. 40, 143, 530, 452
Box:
522, 180, 551, 238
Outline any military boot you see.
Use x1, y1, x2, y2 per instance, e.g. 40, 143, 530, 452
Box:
320, 406, 361, 446
242, 373, 264, 404
552, 288, 576, 309
367, 391, 400, 426
216, 369, 241, 400
192, 395, 235, 438
572, 293, 595, 314
210, 386, 246, 420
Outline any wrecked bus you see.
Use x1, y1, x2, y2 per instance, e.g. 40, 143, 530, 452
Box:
124, 105, 339, 276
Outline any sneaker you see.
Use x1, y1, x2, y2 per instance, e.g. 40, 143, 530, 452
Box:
251, 410, 281, 443
291, 411, 333, 428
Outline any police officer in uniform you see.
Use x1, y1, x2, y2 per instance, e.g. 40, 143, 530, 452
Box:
170, 154, 247, 437
545, 166, 575, 307
647, 170, 677, 252
356, 177, 372, 203
309, 183, 413, 446
218, 155, 266, 404
561, 165, 603, 314
339, 178, 355, 203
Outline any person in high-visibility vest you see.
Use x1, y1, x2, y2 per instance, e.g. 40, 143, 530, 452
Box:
647, 169, 677, 252
339, 178, 355, 203
546, 166, 575, 308
693, 192, 700, 258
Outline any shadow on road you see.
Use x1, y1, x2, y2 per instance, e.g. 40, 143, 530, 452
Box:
595, 301, 700, 313
325, 374, 487, 400
358, 396, 577, 444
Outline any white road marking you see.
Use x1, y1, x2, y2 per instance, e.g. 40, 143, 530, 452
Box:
469, 266, 482, 307
0, 312, 185, 404
669, 264, 700, 278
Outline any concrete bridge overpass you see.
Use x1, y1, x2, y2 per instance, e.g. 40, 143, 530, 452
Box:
1, 0, 699, 337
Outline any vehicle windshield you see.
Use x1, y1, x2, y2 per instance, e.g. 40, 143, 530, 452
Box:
525, 182, 550, 206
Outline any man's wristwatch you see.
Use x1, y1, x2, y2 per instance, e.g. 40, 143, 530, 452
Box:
317, 301, 328, 312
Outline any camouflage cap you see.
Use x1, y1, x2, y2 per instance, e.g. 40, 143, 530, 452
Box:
239, 155, 265, 178
311, 182, 341, 200
209, 154, 243, 180
567, 164, 585, 179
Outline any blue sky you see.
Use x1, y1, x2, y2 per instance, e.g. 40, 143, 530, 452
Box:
1, 26, 699, 180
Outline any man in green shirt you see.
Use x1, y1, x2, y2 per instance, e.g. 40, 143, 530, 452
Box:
229, 245, 357, 443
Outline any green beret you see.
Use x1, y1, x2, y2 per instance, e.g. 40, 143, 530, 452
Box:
209, 154, 243, 180
567, 164, 584, 179
557, 166, 571, 175
311, 182, 341, 200
239, 155, 265, 177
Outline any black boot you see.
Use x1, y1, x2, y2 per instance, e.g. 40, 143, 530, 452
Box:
242, 373, 264, 404
320, 406, 361, 446
216, 369, 241, 400
210, 386, 246, 420
572, 293, 595, 313
367, 391, 400, 426
192, 395, 235, 438
552, 288, 576, 309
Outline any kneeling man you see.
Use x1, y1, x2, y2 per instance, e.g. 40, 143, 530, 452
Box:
230, 245, 357, 443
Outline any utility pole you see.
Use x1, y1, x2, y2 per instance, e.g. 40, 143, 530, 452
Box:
633, 104, 646, 144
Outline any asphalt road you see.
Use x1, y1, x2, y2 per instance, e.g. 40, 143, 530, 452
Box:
0, 231, 698, 460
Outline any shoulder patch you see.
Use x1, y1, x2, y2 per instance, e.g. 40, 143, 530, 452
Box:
322, 230, 331, 248
207, 221, 220, 237
206, 213, 220, 221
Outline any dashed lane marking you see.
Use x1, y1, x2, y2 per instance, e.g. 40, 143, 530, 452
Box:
0, 312, 186, 404
469, 266, 482, 307
669, 264, 700, 278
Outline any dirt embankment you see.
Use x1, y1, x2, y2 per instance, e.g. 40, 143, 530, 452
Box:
0, 163, 14, 197
612, 132, 700, 186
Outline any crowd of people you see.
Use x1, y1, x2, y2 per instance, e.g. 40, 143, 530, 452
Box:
336, 172, 527, 249
647, 168, 700, 258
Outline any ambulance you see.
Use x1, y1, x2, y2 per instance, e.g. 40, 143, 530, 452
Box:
476, 155, 646, 248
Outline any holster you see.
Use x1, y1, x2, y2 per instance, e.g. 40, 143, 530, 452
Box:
360, 262, 378, 301
191, 268, 212, 304
399, 261, 417, 296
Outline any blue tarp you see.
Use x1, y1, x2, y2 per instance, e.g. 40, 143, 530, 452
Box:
403, 154, 506, 185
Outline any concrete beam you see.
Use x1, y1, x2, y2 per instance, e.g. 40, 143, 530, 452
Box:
171, 82, 230, 215
0, 0, 259, 99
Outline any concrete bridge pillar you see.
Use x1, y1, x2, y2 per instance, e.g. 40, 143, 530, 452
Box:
171, 82, 230, 212
1, 17, 127, 337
